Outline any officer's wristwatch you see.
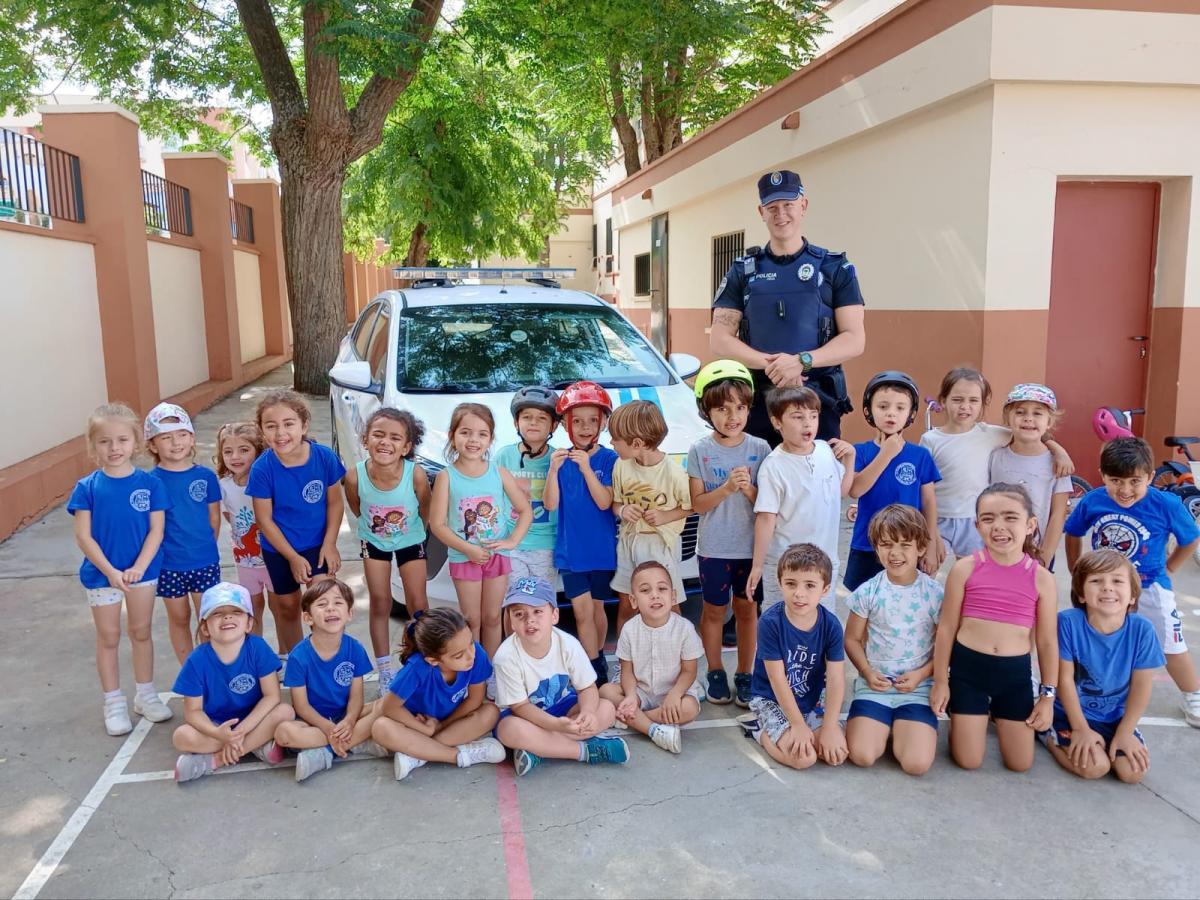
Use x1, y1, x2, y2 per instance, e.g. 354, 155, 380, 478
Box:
1037, 684, 1057, 700
797, 351, 814, 373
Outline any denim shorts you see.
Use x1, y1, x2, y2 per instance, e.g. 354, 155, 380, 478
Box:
848, 676, 938, 729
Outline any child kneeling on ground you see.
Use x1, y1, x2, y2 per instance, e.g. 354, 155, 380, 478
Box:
742, 544, 847, 770
371, 607, 506, 782
273, 578, 388, 782
172, 583, 295, 783
600, 561, 703, 754
494, 577, 629, 776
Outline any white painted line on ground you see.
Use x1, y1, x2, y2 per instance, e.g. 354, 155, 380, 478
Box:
13, 715, 155, 900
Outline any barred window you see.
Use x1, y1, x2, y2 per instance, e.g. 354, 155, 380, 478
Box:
712, 231, 744, 295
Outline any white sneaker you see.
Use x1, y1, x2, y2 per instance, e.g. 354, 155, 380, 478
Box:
104, 697, 132, 736
295, 747, 334, 782
609, 659, 621, 684
394, 752, 427, 781
649, 723, 682, 754
133, 692, 173, 723
353, 739, 391, 758
456, 738, 506, 768
1182, 690, 1200, 728
377, 668, 393, 698
174, 752, 214, 783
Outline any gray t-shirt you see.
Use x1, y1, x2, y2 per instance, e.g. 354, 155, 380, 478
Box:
988, 446, 1071, 541
687, 433, 771, 559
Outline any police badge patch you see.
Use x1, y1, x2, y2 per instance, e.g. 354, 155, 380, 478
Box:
798, 263, 815, 281
770, 171, 783, 185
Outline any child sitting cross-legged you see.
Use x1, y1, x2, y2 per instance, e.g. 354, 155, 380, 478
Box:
272, 578, 388, 782
600, 561, 703, 754
494, 577, 629, 776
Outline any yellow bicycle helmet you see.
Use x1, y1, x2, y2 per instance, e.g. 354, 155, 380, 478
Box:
693, 359, 754, 400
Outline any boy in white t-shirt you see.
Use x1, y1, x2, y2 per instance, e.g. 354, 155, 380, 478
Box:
493, 577, 629, 776
747, 387, 855, 610
601, 561, 703, 754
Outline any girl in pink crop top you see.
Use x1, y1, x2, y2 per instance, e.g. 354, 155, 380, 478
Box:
930, 484, 1059, 773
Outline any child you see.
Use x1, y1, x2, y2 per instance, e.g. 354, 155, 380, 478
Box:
1041, 550, 1164, 783
145, 402, 222, 664
495, 386, 560, 584
247, 390, 346, 661
844, 505, 943, 776
172, 582, 296, 782
688, 360, 770, 706
744, 544, 848, 770
608, 400, 691, 633
216, 422, 278, 641
68, 403, 173, 735
372, 607, 506, 781
273, 578, 388, 781
600, 561, 702, 753
493, 577, 628, 776
930, 483, 1059, 771
846, 371, 941, 590
1065, 437, 1200, 726
988, 384, 1072, 567
344, 407, 430, 690
746, 386, 854, 613
543, 381, 618, 682
430, 403, 532, 659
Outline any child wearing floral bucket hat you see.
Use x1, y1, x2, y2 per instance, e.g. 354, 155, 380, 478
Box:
988, 383, 1073, 568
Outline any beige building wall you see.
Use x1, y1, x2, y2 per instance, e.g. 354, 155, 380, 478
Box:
0, 231, 107, 468
590, 192, 617, 299
233, 248, 267, 363
147, 240, 210, 397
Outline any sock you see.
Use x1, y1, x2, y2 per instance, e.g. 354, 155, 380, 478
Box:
578, 742, 589, 762
135, 681, 157, 700
648, 723, 661, 739
278, 653, 288, 664
375, 655, 391, 671
103, 689, 124, 703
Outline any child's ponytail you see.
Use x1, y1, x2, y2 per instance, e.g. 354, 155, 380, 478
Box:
399, 607, 468, 664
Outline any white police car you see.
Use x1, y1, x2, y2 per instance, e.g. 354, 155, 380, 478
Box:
328, 268, 708, 608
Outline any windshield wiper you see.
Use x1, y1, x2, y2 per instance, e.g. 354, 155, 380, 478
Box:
401, 383, 480, 394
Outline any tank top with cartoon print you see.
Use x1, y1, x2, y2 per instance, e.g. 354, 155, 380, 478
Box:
446, 460, 510, 563
355, 459, 426, 552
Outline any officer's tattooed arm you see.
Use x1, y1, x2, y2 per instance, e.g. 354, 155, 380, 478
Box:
709, 308, 771, 369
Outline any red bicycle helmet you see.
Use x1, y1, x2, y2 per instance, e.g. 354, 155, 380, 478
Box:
556, 381, 613, 448
1092, 406, 1134, 442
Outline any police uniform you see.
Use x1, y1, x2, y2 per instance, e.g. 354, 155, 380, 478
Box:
711, 171, 864, 444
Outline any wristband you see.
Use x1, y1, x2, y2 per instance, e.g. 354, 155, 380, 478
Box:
1038, 684, 1057, 700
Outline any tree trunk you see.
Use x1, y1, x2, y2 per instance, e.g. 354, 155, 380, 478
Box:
278, 158, 348, 395
406, 221, 430, 266
607, 56, 641, 176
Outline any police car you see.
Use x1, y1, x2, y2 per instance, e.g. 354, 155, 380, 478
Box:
328, 268, 708, 608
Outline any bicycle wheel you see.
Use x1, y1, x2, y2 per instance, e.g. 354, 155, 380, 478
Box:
1185, 492, 1200, 566
1067, 475, 1091, 512
1152, 464, 1188, 492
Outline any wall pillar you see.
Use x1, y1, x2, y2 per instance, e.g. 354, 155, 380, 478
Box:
39, 104, 160, 411
342, 252, 359, 322
232, 179, 292, 358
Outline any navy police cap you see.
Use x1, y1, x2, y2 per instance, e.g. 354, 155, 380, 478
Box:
757, 170, 804, 205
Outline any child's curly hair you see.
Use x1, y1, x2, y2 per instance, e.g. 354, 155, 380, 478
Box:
363, 407, 424, 460
214, 421, 265, 478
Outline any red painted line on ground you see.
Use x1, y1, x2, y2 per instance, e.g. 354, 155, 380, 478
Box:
495, 761, 534, 900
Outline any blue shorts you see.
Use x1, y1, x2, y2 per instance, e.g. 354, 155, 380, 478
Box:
1046, 713, 1146, 756
697, 556, 763, 607
848, 677, 938, 729
498, 692, 579, 723
157, 562, 221, 599
560, 569, 615, 603
262, 547, 327, 596
937, 516, 985, 558
843, 548, 884, 592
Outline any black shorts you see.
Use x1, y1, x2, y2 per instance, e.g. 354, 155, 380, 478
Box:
697, 556, 763, 607
843, 548, 884, 592
262, 547, 327, 596
747, 370, 843, 447
948, 641, 1034, 722
360, 540, 427, 567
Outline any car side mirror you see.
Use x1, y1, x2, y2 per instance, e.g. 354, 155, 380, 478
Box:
668, 352, 701, 380
329, 360, 380, 395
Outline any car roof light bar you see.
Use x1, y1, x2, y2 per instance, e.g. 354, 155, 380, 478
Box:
393, 267, 577, 282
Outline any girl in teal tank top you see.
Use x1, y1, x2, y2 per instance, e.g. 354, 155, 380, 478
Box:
429, 404, 533, 658
344, 409, 432, 690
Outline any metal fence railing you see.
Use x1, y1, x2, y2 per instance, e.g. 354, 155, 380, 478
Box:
141, 169, 193, 236
0, 127, 85, 223
230, 198, 255, 243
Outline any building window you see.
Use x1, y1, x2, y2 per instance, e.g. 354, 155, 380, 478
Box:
712, 230, 745, 295
605, 217, 613, 274
634, 253, 651, 296
592, 223, 598, 269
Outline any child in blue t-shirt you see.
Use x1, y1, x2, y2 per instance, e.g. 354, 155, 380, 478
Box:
745, 544, 848, 770
1040, 550, 1165, 782
1064, 437, 1200, 726
496, 386, 561, 587
272, 578, 387, 781
247, 390, 347, 663
69, 403, 174, 736
372, 607, 505, 781
172, 583, 296, 783
543, 381, 618, 682
144, 402, 222, 665
846, 372, 941, 590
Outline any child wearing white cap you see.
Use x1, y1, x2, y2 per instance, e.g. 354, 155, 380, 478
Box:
144, 402, 222, 664
172, 582, 295, 783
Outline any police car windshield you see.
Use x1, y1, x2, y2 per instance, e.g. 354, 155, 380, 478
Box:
398, 304, 673, 393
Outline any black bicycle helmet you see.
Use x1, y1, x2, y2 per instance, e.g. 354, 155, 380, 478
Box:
862, 370, 919, 428
510, 386, 560, 421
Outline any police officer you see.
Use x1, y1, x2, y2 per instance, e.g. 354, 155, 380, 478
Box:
709, 170, 866, 445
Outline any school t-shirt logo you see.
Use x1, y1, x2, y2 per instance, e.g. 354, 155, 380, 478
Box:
333, 661, 355, 687
302, 479, 324, 504
188, 479, 208, 502
228, 673, 256, 694
129, 489, 152, 512
895, 463, 917, 486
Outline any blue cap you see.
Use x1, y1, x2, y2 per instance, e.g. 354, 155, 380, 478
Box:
758, 170, 804, 205
502, 576, 557, 609
199, 582, 255, 619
